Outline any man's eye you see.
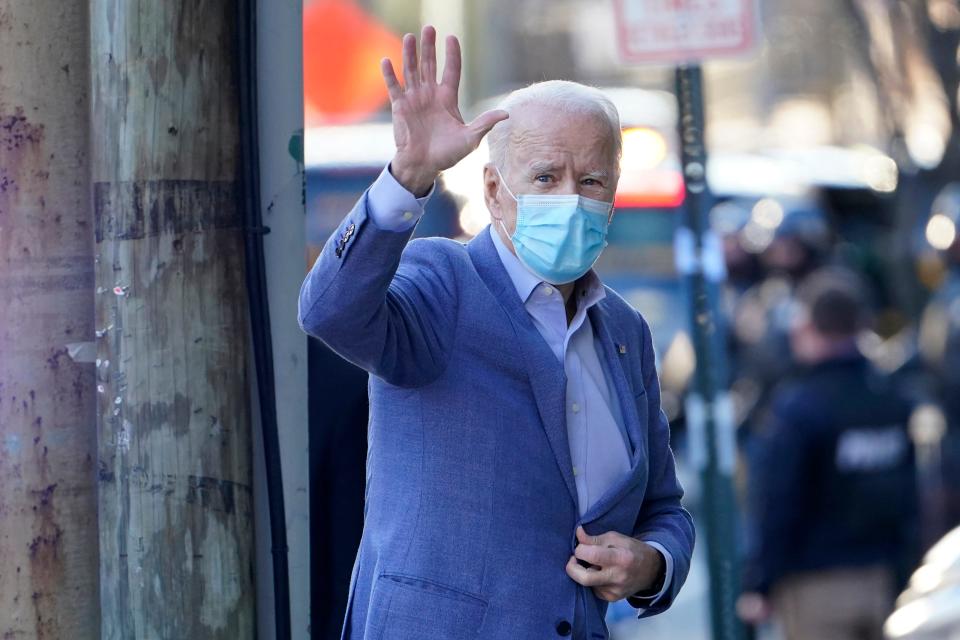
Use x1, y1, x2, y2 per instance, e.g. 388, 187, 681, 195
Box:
535, 175, 553, 183
582, 178, 602, 186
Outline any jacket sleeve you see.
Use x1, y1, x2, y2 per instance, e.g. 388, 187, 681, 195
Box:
629, 313, 696, 617
297, 191, 459, 388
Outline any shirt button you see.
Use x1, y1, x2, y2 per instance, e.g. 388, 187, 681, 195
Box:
572, 402, 580, 414
542, 286, 554, 296
402, 211, 414, 221
572, 467, 579, 477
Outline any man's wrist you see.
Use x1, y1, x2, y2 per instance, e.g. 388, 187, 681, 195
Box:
634, 548, 667, 597
390, 155, 438, 198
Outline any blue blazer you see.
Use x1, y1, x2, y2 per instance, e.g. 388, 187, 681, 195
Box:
298, 193, 695, 640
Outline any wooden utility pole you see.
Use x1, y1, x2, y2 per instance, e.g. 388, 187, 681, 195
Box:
0, 2, 100, 638
89, 2, 255, 638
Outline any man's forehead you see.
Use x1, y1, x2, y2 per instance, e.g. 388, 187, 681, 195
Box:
506, 107, 615, 154
506, 132, 617, 172
508, 107, 608, 137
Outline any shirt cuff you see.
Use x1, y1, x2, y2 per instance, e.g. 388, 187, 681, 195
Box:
366, 163, 435, 232
630, 541, 673, 612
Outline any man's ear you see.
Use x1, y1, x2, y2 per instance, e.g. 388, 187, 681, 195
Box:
608, 174, 621, 223
483, 164, 502, 220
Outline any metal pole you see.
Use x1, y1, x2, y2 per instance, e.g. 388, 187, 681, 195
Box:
674, 64, 743, 640
89, 2, 255, 637
0, 2, 100, 638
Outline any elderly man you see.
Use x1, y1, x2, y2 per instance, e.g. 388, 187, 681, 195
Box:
299, 26, 694, 640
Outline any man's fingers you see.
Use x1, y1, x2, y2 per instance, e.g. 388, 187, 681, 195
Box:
574, 543, 622, 568
597, 531, 628, 547
468, 109, 509, 141
441, 35, 461, 90
401, 33, 420, 88
381, 58, 403, 102
420, 25, 437, 84
576, 526, 594, 546
565, 556, 610, 587
579, 527, 629, 548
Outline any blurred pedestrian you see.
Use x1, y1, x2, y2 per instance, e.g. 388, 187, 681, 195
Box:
297, 26, 694, 639
738, 268, 917, 640
918, 183, 960, 544
723, 200, 833, 604
729, 200, 831, 427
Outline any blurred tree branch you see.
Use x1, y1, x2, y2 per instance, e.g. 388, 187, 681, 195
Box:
845, 0, 960, 172
840, 0, 960, 316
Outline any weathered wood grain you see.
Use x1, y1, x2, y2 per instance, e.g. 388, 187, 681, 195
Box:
89, 1, 255, 637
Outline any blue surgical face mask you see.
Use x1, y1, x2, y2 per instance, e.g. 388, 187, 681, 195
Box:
495, 167, 613, 285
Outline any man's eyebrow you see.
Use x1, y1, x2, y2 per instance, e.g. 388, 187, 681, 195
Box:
526, 161, 559, 174
524, 162, 609, 178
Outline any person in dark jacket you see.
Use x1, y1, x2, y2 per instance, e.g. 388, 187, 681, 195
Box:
737, 267, 917, 640
917, 183, 960, 545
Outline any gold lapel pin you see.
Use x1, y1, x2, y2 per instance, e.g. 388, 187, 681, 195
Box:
618, 344, 627, 354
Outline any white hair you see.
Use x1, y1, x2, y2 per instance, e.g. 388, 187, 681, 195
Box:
486, 80, 622, 168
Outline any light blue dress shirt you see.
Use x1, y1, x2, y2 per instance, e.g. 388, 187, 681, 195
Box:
488, 228, 633, 509
364, 164, 673, 608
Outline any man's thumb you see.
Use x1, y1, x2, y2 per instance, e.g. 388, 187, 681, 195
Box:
468, 109, 509, 140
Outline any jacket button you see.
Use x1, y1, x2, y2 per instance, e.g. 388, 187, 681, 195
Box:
555, 619, 572, 636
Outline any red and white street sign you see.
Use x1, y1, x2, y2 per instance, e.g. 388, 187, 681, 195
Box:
613, 0, 758, 64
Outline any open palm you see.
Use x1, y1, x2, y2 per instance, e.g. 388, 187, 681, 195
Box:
382, 26, 508, 195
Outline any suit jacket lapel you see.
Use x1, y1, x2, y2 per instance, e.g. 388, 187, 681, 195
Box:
467, 228, 578, 508
590, 302, 645, 465
581, 303, 648, 523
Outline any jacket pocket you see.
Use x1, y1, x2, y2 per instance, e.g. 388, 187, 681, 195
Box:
365, 573, 488, 640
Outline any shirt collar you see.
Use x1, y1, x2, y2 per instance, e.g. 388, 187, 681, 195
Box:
487, 225, 606, 308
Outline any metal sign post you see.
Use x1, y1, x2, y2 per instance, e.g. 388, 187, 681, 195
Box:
612, 3, 758, 639
675, 64, 743, 640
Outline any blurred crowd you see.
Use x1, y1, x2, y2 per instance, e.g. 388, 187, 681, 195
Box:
709, 181, 960, 639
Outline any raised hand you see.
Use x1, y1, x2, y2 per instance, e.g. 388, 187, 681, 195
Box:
381, 25, 509, 196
